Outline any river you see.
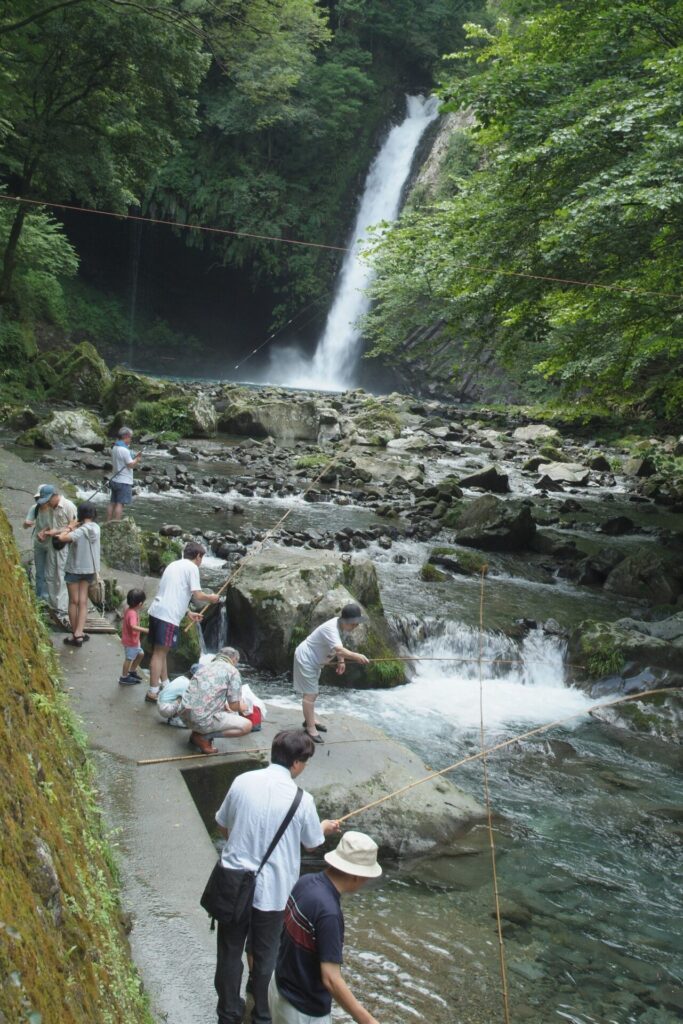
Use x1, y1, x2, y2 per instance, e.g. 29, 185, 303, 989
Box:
6, 420, 682, 1024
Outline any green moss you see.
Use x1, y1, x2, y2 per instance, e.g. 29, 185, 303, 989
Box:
538, 444, 563, 461
130, 398, 191, 436
428, 546, 458, 558
141, 533, 182, 576
0, 510, 154, 1024
579, 630, 626, 679
288, 624, 309, 658
295, 453, 328, 469
420, 563, 449, 582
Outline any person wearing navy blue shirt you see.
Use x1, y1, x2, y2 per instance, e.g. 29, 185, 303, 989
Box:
269, 831, 382, 1024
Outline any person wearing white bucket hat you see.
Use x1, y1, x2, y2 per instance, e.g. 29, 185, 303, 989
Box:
269, 831, 382, 1024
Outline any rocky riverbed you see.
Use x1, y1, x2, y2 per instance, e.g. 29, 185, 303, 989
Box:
2, 356, 683, 1024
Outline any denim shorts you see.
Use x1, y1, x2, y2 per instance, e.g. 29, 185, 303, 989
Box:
65, 571, 95, 584
110, 482, 133, 505
124, 645, 144, 660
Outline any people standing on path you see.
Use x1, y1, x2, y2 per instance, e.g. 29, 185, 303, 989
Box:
22, 484, 51, 600
107, 426, 142, 522
34, 484, 77, 628
52, 501, 100, 647
214, 729, 340, 1024
144, 541, 219, 703
269, 831, 382, 1024
119, 588, 148, 685
179, 646, 252, 753
293, 604, 370, 743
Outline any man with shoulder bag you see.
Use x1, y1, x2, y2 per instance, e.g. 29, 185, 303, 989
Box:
206, 729, 340, 1024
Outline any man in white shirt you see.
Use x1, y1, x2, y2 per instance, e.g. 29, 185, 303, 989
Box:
107, 426, 142, 522
293, 604, 370, 743
144, 541, 219, 703
214, 729, 340, 1024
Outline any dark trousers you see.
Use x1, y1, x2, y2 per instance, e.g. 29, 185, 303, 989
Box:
216, 908, 285, 1024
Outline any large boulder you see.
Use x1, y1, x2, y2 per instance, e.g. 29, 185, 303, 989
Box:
347, 452, 424, 487
453, 495, 537, 551
603, 549, 683, 605
225, 546, 405, 686
568, 617, 683, 696
458, 464, 510, 493
102, 368, 181, 415
100, 519, 149, 575
186, 393, 218, 437
218, 399, 318, 441
536, 462, 591, 486
50, 342, 111, 405
512, 424, 560, 443
16, 408, 105, 450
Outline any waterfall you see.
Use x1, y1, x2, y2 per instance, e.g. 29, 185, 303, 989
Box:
268, 94, 439, 390
387, 618, 593, 731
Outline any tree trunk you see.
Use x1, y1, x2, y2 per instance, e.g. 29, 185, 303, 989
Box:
0, 201, 28, 304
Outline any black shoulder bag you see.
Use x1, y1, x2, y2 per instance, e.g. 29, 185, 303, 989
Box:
200, 787, 303, 930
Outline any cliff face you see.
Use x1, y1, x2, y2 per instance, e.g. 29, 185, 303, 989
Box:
0, 509, 152, 1024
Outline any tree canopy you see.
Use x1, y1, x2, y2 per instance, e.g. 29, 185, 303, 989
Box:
363, 0, 683, 418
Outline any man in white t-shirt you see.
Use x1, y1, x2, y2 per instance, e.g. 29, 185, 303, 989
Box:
144, 541, 219, 703
214, 729, 340, 1024
293, 603, 369, 743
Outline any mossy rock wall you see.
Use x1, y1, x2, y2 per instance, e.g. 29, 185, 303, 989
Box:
0, 509, 152, 1024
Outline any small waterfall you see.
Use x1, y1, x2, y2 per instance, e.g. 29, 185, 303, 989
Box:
268, 95, 439, 390
388, 618, 593, 731
200, 602, 229, 653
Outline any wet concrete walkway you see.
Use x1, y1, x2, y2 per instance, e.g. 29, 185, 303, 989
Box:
1, 444, 483, 1024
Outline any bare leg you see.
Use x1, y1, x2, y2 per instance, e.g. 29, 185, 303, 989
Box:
131, 651, 144, 673
75, 579, 89, 637
67, 581, 79, 636
149, 644, 169, 688
302, 693, 319, 737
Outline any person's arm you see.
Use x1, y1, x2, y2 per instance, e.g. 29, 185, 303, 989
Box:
191, 589, 220, 604
216, 824, 228, 839
130, 623, 149, 634
320, 963, 379, 1024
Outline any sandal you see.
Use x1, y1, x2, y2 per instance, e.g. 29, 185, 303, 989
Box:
63, 636, 83, 647
302, 721, 327, 732
306, 730, 324, 744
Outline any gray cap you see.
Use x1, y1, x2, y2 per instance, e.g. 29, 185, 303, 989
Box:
36, 484, 57, 505
340, 602, 364, 623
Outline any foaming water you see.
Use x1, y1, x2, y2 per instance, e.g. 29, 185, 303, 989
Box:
391, 621, 594, 731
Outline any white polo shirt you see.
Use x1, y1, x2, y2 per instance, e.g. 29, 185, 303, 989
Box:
147, 558, 201, 626
215, 763, 324, 912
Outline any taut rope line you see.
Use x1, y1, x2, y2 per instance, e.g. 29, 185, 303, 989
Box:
477, 566, 511, 1024
187, 445, 351, 630
337, 687, 678, 823
1, 193, 681, 301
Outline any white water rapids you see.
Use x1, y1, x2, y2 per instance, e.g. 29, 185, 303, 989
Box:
268, 94, 439, 390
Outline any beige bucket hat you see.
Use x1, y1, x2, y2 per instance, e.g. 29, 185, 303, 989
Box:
324, 831, 382, 878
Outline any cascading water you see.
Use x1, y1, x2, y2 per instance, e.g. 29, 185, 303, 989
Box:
386, 620, 594, 731
268, 95, 439, 390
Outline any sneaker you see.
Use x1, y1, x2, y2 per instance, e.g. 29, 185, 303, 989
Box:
128, 670, 142, 680
119, 674, 141, 686
166, 715, 187, 728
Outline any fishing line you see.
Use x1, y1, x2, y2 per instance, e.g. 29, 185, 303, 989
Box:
232, 295, 327, 372
1, 193, 681, 301
187, 443, 353, 629
477, 565, 511, 1024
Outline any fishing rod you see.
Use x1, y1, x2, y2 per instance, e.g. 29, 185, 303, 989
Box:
232, 296, 327, 372
137, 736, 372, 766
338, 686, 679, 823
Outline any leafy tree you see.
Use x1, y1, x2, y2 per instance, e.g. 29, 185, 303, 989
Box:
0, 0, 208, 301
364, 0, 683, 417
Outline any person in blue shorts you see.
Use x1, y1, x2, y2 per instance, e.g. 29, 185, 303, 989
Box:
107, 426, 142, 521
269, 831, 382, 1024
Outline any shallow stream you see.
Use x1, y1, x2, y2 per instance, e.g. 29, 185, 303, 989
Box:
7, 426, 683, 1023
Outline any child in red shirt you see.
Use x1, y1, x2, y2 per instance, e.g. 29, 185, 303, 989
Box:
120, 588, 148, 685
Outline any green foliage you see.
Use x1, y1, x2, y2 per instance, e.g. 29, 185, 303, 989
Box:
420, 562, 449, 582
130, 398, 192, 436
295, 452, 329, 469
364, 0, 683, 420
